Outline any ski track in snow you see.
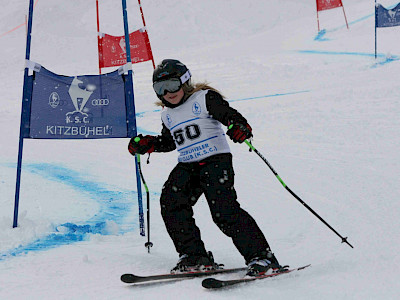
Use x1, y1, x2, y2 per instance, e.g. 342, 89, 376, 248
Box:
1, 163, 138, 260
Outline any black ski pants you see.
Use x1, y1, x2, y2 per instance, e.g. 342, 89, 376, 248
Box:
160, 153, 272, 264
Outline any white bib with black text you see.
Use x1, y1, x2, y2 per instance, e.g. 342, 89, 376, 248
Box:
161, 90, 231, 162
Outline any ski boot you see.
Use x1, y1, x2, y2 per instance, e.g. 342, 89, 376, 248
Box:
171, 251, 223, 274
246, 254, 288, 277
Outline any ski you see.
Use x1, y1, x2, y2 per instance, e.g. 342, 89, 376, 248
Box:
202, 264, 311, 289
121, 267, 247, 285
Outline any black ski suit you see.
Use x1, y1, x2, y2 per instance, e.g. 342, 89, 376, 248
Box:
151, 90, 273, 264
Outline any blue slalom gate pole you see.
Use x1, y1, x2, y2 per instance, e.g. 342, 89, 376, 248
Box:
13, 0, 35, 228
121, 0, 145, 236
375, 0, 377, 59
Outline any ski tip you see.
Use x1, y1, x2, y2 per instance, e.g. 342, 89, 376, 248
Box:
298, 264, 311, 270
121, 274, 136, 284
202, 278, 224, 289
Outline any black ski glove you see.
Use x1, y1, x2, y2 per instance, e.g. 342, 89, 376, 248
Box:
128, 134, 156, 155
227, 122, 252, 143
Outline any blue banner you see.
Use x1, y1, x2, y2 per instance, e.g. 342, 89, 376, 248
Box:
376, 3, 400, 28
29, 66, 133, 139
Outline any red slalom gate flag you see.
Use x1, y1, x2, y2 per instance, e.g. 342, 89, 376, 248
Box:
98, 27, 153, 68
316, 0, 343, 12
316, 0, 348, 31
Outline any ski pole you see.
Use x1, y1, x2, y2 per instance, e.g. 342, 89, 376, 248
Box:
244, 140, 354, 249
136, 152, 153, 253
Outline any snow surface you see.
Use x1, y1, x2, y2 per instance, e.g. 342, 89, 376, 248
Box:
1, 0, 400, 299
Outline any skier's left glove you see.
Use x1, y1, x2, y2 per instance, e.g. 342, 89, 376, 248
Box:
226, 122, 252, 143
128, 134, 156, 155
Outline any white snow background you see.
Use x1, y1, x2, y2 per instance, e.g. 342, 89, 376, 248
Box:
1, 0, 399, 299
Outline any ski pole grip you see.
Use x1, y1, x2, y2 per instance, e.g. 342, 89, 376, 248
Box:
245, 140, 255, 151
134, 137, 141, 159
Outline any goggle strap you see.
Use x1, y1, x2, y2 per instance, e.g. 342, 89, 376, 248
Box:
180, 70, 191, 84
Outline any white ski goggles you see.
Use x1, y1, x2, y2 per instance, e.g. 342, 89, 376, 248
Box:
153, 70, 191, 96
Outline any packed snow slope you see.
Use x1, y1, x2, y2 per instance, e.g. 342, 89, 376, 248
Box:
0, 0, 399, 299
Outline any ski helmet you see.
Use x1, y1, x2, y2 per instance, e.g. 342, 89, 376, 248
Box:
152, 59, 191, 84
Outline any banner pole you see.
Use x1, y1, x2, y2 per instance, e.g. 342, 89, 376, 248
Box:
96, 0, 102, 75
137, 0, 155, 68
121, 0, 145, 236
375, 0, 377, 59
13, 0, 35, 228
341, 3, 349, 29
316, 0, 321, 32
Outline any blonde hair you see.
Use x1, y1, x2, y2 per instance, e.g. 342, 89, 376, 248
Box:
155, 82, 225, 107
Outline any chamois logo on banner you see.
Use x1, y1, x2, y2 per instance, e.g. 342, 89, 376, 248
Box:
388, 9, 398, 23
49, 92, 60, 108
119, 38, 126, 55
111, 44, 117, 53
66, 77, 95, 125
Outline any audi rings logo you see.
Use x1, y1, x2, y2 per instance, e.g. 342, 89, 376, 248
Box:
91, 98, 110, 106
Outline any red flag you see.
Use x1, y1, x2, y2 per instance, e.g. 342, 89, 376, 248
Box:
316, 0, 343, 12
98, 28, 153, 68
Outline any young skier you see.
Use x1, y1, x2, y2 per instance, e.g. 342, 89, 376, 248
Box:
128, 59, 285, 276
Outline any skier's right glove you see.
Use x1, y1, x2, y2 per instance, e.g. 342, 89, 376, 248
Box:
128, 134, 156, 155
